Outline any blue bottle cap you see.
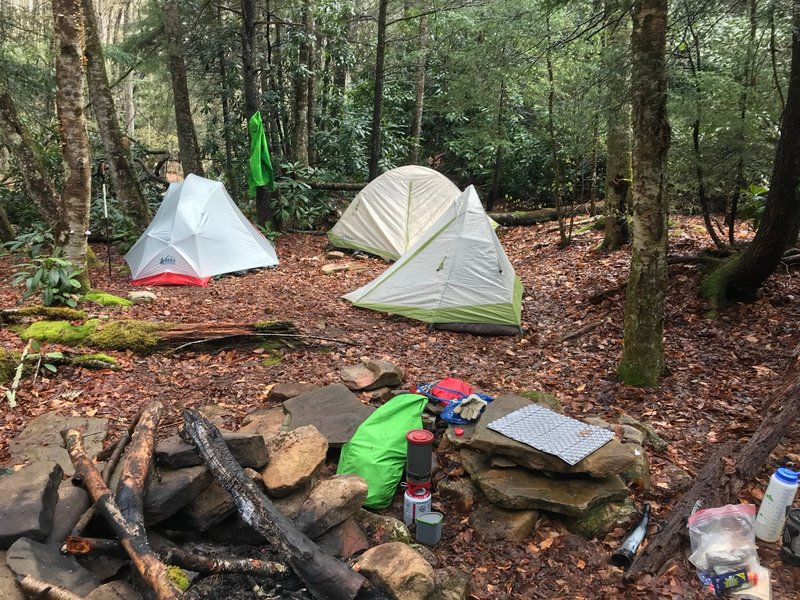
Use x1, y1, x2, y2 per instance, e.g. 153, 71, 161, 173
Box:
776, 467, 799, 485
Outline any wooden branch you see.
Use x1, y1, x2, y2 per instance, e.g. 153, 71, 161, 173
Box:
16, 575, 84, 600
170, 331, 355, 352
180, 409, 369, 600
626, 374, 800, 579
307, 181, 366, 191
558, 312, 611, 342
63, 429, 183, 600
115, 401, 163, 537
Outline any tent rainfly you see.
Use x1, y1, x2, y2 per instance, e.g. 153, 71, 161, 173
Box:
327, 165, 462, 260
343, 185, 523, 336
124, 174, 278, 286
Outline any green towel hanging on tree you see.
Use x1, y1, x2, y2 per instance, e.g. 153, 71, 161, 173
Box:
248, 111, 276, 197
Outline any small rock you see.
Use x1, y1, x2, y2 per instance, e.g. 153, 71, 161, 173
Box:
47, 484, 90, 547
433, 567, 470, 600
657, 461, 693, 494
267, 382, 319, 403
272, 484, 312, 519
295, 474, 369, 538
469, 505, 539, 542
584, 417, 612, 429
490, 456, 518, 468
261, 426, 328, 497
0, 462, 63, 549
621, 444, 651, 490
85, 581, 143, 600
326, 250, 346, 259
143, 466, 213, 526
620, 424, 646, 446
443, 425, 475, 449
338, 359, 404, 391
0, 551, 26, 600
239, 407, 288, 438
619, 414, 669, 452
321, 263, 349, 274
156, 431, 268, 470
172, 481, 235, 531
127, 290, 157, 304
564, 498, 637, 538
316, 517, 369, 559
354, 509, 412, 544
437, 478, 480, 512
198, 405, 233, 428
363, 386, 393, 402
410, 543, 438, 567
354, 542, 435, 600
6, 538, 100, 597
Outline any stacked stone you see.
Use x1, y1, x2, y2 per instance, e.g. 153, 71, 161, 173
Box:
444, 393, 651, 540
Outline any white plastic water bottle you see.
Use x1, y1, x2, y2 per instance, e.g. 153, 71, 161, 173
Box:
755, 467, 799, 542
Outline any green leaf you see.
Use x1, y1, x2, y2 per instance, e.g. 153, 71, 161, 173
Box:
30, 340, 41, 352
49, 268, 60, 287
43, 363, 57, 373
46, 351, 63, 359
42, 287, 54, 306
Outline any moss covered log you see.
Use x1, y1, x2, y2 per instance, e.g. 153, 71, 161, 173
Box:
0, 306, 87, 323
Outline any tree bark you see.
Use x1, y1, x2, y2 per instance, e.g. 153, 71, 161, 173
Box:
367, 0, 389, 181
407, 12, 428, 165
306, 1, 317, 165
292, 0, 312, 167
0, 86, 62, 233
545, 14, 566, 247
488, 80, 505, 213
180, 409, 369, 600
164, 0, 204, 177
601, 5, 632, 251
0, 204, 14, 241
702, 2, 800, 305
53, 0, 92, 291
63, 429, 183, 600
618, 0, 671, 387
626, 374, 800, 578
82, 0, 150, 230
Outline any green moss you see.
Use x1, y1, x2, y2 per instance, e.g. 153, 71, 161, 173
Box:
20, 319, 100, 345
259, 339, 284, 351
166, 566, 190, 592
617, 361, 659, 388
565, 499, 636, 538
87, 320, 168, 352
260, 351, 282, 367
0, 348, 17, 384
86, 246, 102, 268
83, 291, 133, 307
73, 353, 117, 366
519, 390, 561, 412
254, 320, 294, 331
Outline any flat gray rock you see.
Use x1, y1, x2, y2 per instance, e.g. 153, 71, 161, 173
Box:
46, 484, 90, 547
0, 552, 26, 600
239, 407, 287, 438
469, 505, 539, 542
469, 395, 635, 478
9, 413, 108, 476
143, 466, 213, 526
267, 382, 319, 403
156, 431, 268, 469
85, 581, 143, 599
0, 462, 63, 549
172, 480, 235, 531
6, 537, 100, 597
283, 384, 376, 447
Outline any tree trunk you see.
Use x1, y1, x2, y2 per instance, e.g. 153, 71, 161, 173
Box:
181, 409, 370, 600
545, 14, 566, 247
241, 0, 274, 227
488, 80, 505, 213
306, 1, 317, 165
53, 0, 92, 291
618, 0, 671, 387
82, 0, 150, 230
0, 85, 63, 235
217, 6, 238, 199
0, 204, 14, 241
407, 12, 428, 165
601, 6, 632, 251
292, 0, 312, 167
367, 0, 389, 181
703, 1, 800, 305
164, 0, 204, 177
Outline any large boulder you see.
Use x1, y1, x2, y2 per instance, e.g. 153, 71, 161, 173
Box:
9, 413, 108, 477
295, 475, 369, 539
338, 359, 403, 391
283, 384, 376, 447
354, 542, 435, 600
0, 462, 63, 549
469, 395, 636, 478
260, 426, 328, 497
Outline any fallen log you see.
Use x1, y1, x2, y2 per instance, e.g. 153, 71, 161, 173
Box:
181, 409, 375, 600
16, 574, 83, 600
63, 429, 183, 600
625, 375, 800, 579
307, 181, 366, 191
488, 202, 598, 227
63, 534, 288, 578
558, 312, 611, 342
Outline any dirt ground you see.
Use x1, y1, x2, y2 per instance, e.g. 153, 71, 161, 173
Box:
1, 216, 799, 599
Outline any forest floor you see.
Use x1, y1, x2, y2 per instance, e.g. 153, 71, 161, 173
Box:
1, 215, 799, 599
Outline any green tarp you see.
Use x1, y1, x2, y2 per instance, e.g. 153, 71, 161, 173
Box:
248, 111, 276, 197
336, 393, 428, 509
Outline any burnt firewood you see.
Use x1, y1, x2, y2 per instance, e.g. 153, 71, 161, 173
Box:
63, 429, 183, 600
181, 409, 371, 600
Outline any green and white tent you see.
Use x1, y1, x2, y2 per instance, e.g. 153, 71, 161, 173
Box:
343, 185, 523, 335
327, 165, 461, 260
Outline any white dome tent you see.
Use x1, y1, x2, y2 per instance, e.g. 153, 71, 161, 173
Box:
124, 174, 278, 286
327, 165, 462, 260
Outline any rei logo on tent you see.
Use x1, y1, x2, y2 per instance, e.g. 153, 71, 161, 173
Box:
159, 255, 176, 265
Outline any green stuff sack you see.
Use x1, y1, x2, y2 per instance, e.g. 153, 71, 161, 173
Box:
336, 393, 428, 509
